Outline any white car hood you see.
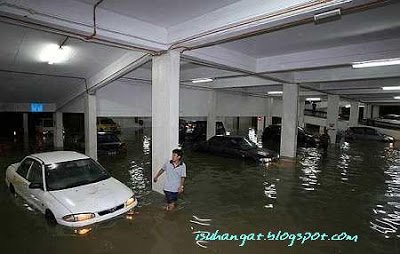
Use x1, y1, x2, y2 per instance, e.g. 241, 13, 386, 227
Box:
50, 177, 133, 214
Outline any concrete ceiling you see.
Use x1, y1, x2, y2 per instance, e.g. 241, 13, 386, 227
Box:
221, 3, 400, 58
75, 0, 241, 28
0, 21, 128, 103
0, 0, 399, 106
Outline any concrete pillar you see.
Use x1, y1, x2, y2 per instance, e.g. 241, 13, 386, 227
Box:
372, 105, 380, 118
23, 113, 29, 151
84, 93, 97, 160
349, 102, 360, 127
365, 104, 372, 119
53, 111, 63, 149
298, 97, 305, 128
206, 90, 217, 140
327, 95, 340, 144
257, 116, 265, 139
359, 105, 365, 119
265, 97, 273, 127
319, 125, 325, 135
280, 84, 298, 159
152, 50, 180, 194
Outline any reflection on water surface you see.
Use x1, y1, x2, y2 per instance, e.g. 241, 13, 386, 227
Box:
0, 129, 399, 253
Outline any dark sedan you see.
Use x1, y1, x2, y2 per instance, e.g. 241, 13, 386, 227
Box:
262, 125, 319, 148
195, 135, 279, 163
344, 127, 394, 142
97, 133, 127, 155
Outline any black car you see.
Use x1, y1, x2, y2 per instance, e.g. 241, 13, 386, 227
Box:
262, 125, 319, 147
345, 127, 394, 142
371, 114, 400, 129
195, 135, 279, 163
97, 133, 127, 155
74, 133, 127, 155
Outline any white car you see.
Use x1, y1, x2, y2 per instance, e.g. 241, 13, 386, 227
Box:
5, 151, 137, 227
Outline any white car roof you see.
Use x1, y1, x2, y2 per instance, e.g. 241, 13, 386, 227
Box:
30, 151, 90, 165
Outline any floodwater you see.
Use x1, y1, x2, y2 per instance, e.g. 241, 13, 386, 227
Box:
1, 128, 400, 253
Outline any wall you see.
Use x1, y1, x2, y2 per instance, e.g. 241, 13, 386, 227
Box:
180, 86, 210, 117
97, 81, 151, 117
60, 81, 276, 119
216, 92, 267, 116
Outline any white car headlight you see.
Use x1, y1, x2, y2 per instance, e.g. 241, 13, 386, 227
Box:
125, 196, 136, 207
63, 213, 95, 222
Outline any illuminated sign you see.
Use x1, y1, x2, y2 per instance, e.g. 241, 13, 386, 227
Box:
31, 103, 43, 112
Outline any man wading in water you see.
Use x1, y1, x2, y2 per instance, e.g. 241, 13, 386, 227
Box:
153, 149, 186, 211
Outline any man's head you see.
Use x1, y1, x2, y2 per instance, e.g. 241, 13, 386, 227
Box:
171, 148, 183, 163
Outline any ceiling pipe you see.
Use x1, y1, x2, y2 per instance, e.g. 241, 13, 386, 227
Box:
0, 2, 158, 54
85, 0, 105, 40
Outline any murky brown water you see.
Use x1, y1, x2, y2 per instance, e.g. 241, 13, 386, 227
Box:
1, 128, 399, 253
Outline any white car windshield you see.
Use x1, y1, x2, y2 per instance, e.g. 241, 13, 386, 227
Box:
45, 159, 110, 191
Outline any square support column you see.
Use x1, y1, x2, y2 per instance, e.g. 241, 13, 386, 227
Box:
257, 116, 265, 139
152, 50, 180, 194
365, 104, 372, 119
327, 95, 340, 144
372, 105, 380, 118
207, 90, 217, 140
265, 97, 273, 127
84, 93, 97, 160
298, 97, 305, 128
349, 102, 360, 127
23, 113, 29, 151
53, 111, 63, 149
280, 84, 299, 159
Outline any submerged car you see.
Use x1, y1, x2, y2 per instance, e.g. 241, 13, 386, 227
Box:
97, 133, 127, 155
372, 114, 400, 129
262, 125, 319, 147
5, 151, 137, 227
195, 135, 279, 163
344, 127, 394, 142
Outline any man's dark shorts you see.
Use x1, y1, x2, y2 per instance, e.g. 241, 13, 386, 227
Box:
164, 190, 178, 203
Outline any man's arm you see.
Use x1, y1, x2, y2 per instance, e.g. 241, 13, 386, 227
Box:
178, 177, 185, 193
153, 168, 165, 182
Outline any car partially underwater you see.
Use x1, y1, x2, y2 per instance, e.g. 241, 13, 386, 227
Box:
5, 151, 137, 227
195, 135, 279, 163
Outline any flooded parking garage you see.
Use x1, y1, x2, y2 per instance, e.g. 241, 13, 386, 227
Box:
1, 129, 399, 254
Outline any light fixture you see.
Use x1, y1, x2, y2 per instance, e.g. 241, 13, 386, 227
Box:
382, 86, 400, 91
314, 9, 341, 24
191, 78, 213, 83
394, 96, 400, 100
39, 43, 71, 65
267, 91, 283, 95
352, 58, 400, 69
306, 97, 321, 102
345, 104, 351, 108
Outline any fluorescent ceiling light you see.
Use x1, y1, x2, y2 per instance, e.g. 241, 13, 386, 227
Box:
314, 9, 341, 24
39, 44, 71, 64
191, 78, 213, 83
394, 96, 400, 100
352, 58, 400, 69
382, 86, 400, 91
267, 91, 283, 95
306, 97, 321, 102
